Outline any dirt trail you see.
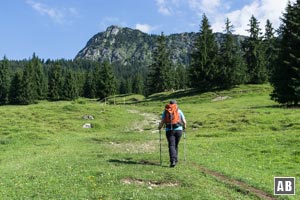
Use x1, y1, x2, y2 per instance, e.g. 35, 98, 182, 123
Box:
192, 163, 276, 200
127, 109, 276, 199
127, 109, 160, 133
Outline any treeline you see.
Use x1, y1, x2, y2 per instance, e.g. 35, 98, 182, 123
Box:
148, 1, 300, 106
0, 1, 299, 105
0, 55, 116, 105
148, 14, 273, 93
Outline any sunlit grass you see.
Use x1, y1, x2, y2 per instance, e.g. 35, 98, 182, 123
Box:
1, 85, 299, 199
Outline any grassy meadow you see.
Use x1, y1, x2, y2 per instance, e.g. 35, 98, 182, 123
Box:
1, 84, 300, 199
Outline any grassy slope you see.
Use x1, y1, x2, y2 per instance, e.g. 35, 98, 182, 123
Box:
0, 84, 299, 199
180, 85, 300, 195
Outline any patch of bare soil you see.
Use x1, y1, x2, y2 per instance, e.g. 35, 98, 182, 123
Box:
109, 140, 157, 153
211, 96, 231, 102
121, 178, 180, 189
127, 109, 160, 133
192, 163, 276, 200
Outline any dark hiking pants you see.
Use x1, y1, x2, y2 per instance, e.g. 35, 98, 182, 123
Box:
166, 130, 182, 163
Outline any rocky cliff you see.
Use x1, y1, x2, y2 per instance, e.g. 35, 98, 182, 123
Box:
75, 25, 245, 66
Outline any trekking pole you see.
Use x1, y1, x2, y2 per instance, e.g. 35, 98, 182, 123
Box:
183, 129, 186, 163
159, 129, 162, 166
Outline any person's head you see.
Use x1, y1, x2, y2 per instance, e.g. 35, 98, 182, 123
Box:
169, 100, 177, 104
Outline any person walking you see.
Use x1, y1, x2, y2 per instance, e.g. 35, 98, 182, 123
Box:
158, 100, 186, 167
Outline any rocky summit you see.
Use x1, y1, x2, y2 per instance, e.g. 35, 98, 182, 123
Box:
75, 25, 245, 66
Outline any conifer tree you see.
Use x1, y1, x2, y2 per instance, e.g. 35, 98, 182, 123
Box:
189, 14, 219, 91
0, 56, 10, 104
96, 61, 116, 99
92, 62, 101, 98
124, 78, 133, 94
271, 0, 300, 106
31, 53, 48, 100
218, 18, 247, 89
147, 32, 173, 94
132, 73, 144, 94
243, 15, 267, 84
119, 78, 127, 94
75, 71, 85, 97
9, 71, 23, 104
263, 19, 277, 78
19, 61, 36, 104
48, 63, 62, 101
62, 69, 78, 100
83, 70, 96, 98
174, 64, 188, 90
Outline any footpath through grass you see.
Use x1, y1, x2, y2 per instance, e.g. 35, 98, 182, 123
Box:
0, 84, 299, 199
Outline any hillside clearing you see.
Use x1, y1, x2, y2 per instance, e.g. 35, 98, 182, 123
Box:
1, 84, 299, 199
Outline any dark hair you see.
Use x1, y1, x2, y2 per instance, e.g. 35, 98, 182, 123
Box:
169, 100, 177, 104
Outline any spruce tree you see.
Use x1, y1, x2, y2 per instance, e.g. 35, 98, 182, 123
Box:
132, 73, 144, 94
31, 53, 48, 100
263, 20, 278, 78
48, 63, 62, 101
218, 18, 247, 89
62, 69, 78, 100
0, 56, 10, 104
189, 14, 219, 91
83, 70, 96, 98
124, 78, 132, 94
92, 62, 101, 98
263, 19, 277, 78
96, 61, 116, 100
19, 61, 36, 104
271, 0, 300, 106
75, 71, 85, 97
147, 32, 173, 94
243, 15, 268, 84
9, 71, 23, 104
174, 64, 188, 90
119, 78, 127, 94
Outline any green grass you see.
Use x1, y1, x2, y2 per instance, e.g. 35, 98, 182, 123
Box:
1, 85, 299, 199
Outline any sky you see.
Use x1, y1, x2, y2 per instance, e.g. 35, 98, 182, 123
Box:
0, 0, 295, 60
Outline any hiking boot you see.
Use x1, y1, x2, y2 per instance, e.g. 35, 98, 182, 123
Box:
170, 161, 176, 168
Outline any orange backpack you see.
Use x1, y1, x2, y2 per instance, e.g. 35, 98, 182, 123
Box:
164, 103, 180, 126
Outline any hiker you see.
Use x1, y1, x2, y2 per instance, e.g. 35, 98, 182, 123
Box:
158, 100, 186, 167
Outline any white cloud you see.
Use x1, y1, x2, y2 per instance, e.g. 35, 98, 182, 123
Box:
221, 1, 261, 35
26, 0, 78, 24
184, 0, 294, 36
99, 17, 128, 31
188, 0, 222, 15
259, 0, 293, 27
154, 0, 296, 36
156, 0, 172, 15
221, 0, 293, 35
26, 0, 63, 23
68, 7, 79, 16
135, 24, 156, 33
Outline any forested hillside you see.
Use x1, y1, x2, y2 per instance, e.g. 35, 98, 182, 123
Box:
0, 0, 299, 106
75, 25, 246, 67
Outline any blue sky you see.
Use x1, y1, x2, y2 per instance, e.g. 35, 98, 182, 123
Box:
0, 0, 294, 60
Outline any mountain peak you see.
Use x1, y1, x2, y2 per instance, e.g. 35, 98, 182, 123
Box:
75, 25, 246, 66
106, 25, 122, 36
